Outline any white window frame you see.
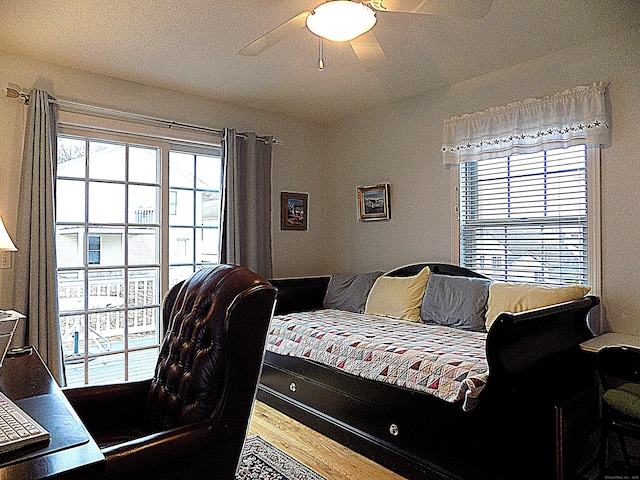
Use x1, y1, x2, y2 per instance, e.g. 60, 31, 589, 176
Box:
57, 111, 222, 386
451, 146, 601, 296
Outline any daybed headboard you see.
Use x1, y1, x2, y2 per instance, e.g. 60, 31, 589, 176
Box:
386, 263, 488, 279
271, 263, 485, 315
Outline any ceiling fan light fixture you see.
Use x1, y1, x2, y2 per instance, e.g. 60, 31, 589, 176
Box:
307, 1, 377, 42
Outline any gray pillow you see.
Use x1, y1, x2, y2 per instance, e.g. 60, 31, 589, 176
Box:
323, 271, 384, 313
420, 274, 491, 331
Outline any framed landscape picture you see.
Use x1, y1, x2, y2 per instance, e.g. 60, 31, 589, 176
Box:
281, 192, 308, 230
357, 183, 390, 221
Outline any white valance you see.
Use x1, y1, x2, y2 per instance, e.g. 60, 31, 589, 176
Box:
442, 82, 611, 165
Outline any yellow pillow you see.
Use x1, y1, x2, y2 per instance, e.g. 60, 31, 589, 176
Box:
485, 282, 591, 330
364, 267, 431, 322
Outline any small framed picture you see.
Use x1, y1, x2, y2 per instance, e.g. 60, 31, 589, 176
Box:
357, 183, 390, 221
281, 192, 308, 230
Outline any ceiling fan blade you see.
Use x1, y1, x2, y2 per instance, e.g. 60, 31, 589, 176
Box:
367, 0, 492, 19
350, 30, 388, 72
239, 11, 311, 56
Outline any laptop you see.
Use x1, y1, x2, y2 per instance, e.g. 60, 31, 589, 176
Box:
0, 311, 51, 454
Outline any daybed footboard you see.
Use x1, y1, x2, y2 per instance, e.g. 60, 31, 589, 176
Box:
486, 296, 599, 396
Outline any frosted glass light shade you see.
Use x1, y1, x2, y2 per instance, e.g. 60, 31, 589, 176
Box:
307, 1, 377, 42
0, 218, 16, 252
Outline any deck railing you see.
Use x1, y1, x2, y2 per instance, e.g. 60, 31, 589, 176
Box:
59, 276, 159, 355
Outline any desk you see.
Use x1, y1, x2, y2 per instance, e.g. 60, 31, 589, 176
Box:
0, 348, 104, 479
580, 332, 640, 353
560, 333, 640, 479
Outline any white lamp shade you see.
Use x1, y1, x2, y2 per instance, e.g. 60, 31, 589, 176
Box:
307, 1, 377, 42
0, 218, 17, 252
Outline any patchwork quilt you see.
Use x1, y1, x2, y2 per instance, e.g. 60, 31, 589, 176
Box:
267, 309, 489, 411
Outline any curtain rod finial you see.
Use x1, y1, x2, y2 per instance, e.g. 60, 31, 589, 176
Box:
6, 87, 28, 104
6, 87, 20, 98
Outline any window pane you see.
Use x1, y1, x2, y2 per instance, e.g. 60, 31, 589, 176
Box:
170, 189, 194, 225
127, 308, 159, 346
129, 146, 158, 183
169, 152, 194, 188
129, 185, 159, 224
196, 191, 220, 226
89, 353, 125, 385
128, 227, 159, 265
56, 228, 83, 268
58, 137, 86, 178
129, 348, 159, 382
56, 179, 85, 222
89, 182, 125, 223
195, 228, 219, 265
169, 265, 194, 288
58, 270, 86, 311
88, 227, 124, 266
60, 314, 85, 358
196, 154, 221, 190
89, 141, 125, 181
169, 227, 193, 264
88, 269, 125, 309
128, 268, 159, 307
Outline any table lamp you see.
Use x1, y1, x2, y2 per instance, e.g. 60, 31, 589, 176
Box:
0, 217, 18, 276
0, 217, 16, 317
0, 217, 16, 253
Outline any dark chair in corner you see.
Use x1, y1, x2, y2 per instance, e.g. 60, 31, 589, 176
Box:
63, 265, 277, 480
597, 345, 640, 478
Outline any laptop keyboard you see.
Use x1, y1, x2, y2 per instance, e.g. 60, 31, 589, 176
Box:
0, 390, 50, 454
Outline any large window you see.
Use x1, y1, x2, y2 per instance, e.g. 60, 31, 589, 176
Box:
56, 131, 221, 386
458, 144, 599, 286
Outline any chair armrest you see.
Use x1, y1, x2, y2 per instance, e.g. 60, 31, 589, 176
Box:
63, 379, 151, 433
101, 422, 213, 478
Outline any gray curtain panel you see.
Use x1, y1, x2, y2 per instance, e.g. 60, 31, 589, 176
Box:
219, 128, 273, 279
12, 89, 65, 386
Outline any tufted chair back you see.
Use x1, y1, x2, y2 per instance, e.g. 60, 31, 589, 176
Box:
145, 264, 276, 476
63, 264, 276, 480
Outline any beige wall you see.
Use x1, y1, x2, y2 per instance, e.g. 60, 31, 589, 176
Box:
0, 51, 328, 308
325, 28, 640, 335
1, 27, 639, 336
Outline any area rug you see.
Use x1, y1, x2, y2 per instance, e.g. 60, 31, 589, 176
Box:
236, 435, 326, 480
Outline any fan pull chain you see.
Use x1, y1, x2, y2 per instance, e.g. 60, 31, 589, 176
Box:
318, 37, 324, 70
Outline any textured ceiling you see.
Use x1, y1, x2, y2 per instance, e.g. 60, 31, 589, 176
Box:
1, 0, 638, 124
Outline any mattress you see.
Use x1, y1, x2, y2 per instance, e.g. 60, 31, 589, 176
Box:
266, 309, 489, 410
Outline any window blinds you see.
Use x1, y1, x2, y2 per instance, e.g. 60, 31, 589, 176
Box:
459, 145, 588, 284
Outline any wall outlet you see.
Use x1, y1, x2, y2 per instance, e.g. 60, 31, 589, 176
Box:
0, 252, 11, 269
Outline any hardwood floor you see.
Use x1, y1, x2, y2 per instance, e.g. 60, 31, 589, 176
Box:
248, 401, 407, 480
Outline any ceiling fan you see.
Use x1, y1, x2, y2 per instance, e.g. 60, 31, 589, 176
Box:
239, 0, 493, 71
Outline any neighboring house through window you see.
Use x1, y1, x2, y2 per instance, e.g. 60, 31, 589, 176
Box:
87, 236, 101, 265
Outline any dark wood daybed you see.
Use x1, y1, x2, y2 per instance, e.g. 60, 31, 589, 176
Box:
258, 263, 599, 480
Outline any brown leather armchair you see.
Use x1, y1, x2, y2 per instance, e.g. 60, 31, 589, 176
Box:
63, 265, 277, 480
